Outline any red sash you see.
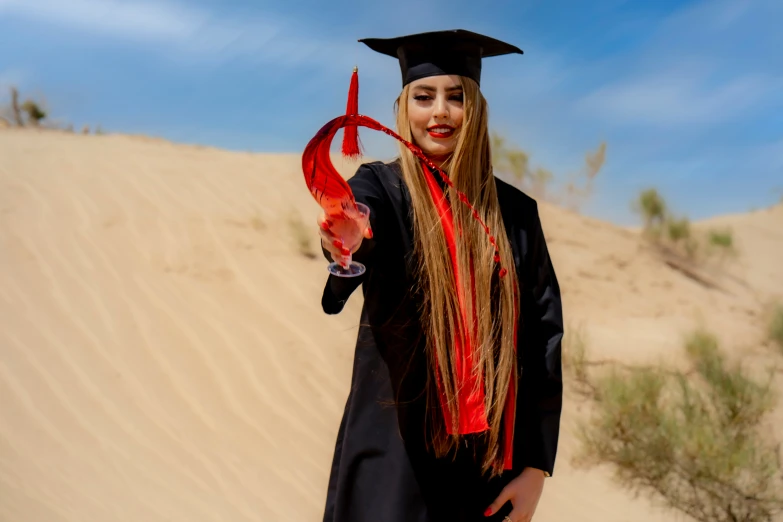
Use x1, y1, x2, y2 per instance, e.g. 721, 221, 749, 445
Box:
421, 164, 516, 470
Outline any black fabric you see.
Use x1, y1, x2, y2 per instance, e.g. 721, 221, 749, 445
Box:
358, 29, 523, 87
321, 160, 563, 522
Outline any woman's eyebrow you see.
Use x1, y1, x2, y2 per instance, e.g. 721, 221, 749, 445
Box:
413, 85, 463, 93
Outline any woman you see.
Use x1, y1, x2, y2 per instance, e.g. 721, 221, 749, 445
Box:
315, 30, 563, 522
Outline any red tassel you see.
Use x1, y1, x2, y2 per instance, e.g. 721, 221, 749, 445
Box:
341, 67, 362, 159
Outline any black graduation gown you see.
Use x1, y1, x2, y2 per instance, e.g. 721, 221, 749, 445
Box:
320, 160, 563, 522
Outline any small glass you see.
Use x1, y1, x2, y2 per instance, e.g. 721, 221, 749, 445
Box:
328, 202, 371, 278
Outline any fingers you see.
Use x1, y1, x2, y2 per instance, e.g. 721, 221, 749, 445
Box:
330, 251, 351, 268
317, 214, 335, 239
323, 236, 351, 258
317, 215, 341, 255
317, 214, 372, 256
484, 486, 512, 517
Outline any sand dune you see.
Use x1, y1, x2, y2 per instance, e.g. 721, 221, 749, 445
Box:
1, 128, 781, 521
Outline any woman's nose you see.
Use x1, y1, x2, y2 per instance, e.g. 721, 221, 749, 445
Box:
433, 97, 449, 119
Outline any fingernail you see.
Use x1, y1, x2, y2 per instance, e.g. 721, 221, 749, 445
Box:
341, 247, 351, 256
332, 240, 342, 249
320, 221, 330, 231
367, 227, 373, 239
484, 508, 493, 517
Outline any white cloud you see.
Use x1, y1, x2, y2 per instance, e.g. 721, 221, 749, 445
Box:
0, 0, 346, 66
0, 0, 209, 42
572, 0, 783, 129
578, 67, 776, 127
658, 0, 754, 33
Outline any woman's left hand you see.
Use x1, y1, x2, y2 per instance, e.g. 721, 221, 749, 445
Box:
484, 467, 546, 522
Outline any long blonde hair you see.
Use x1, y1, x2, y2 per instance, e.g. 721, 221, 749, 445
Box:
394, 77, 520, 476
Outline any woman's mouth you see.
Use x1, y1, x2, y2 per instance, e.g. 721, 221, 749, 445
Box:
427, 125, 455, 139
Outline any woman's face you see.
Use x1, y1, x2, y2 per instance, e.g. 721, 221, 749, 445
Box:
407, 74, 464, 160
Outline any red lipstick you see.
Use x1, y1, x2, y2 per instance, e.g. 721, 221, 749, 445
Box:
427, 125, 455, 139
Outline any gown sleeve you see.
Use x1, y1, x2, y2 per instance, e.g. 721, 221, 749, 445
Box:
320, 163, 388, 315
513, 201, 564, 477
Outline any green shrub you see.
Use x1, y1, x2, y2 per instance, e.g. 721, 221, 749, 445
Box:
666, 216, 691, 242
577, 330, 782, 522
709, 229, 734, 249
21, 100, 46, 125
769, 303, 783, 354
562, 323, 589, 391
633, 188, 667, 232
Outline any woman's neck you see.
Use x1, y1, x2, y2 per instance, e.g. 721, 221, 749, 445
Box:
426, 153, 451, 170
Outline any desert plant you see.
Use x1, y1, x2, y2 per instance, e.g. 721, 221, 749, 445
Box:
491, 132, 531, 184
633, 188, 667, 233
562, 142, 606, 212
633, 190, 740, 276
21, 100, 46, 125
491, 133, 552, 200
708, 228, 734, 249
684, 330, 775, 426
769, 303, 783, 354
288, 212, 316, 259
529, 167, 553, 201
10, 87, 23, 126
576, 329, 782, 522
491, 132, 605, 209
666, 215, 691, 242
562, 322, 591, 393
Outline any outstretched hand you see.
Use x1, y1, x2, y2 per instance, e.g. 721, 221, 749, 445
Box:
317, 211, 373, 267
484, 467, 546, 522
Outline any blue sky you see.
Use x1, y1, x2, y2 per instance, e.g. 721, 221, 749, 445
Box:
1, 0, 781, 225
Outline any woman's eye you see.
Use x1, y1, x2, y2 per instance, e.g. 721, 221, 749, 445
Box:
450, 94, 464, 102
413, 95, 431, 101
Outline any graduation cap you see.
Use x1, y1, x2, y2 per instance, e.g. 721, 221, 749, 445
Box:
339, 29, 523, 158
359, 29, 524, 87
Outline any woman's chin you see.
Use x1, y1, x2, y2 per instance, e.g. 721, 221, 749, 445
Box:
422, 142, 455, 158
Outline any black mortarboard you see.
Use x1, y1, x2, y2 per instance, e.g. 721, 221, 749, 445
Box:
359, 29, 523, 87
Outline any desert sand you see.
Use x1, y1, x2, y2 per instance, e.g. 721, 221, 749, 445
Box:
1, 128, 781, 521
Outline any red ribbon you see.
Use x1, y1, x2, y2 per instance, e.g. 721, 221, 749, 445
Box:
422, 162, 489, 435
421, 163, 516, 470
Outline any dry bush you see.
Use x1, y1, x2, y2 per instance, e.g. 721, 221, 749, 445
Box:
769, 303, 783, 355
288, 212, 317, 259
632, 187, 667, 234
632, 189, 740, 287
21, 99, 46, 125
709, 228, 734, 249
561, 321, 592, 395
5, 87, 49, 127
490, 131, 605, 210
562, 142, 606, 212
10, 87, 23, 126
575, 329, 783, 522
666, 215, 691, 242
